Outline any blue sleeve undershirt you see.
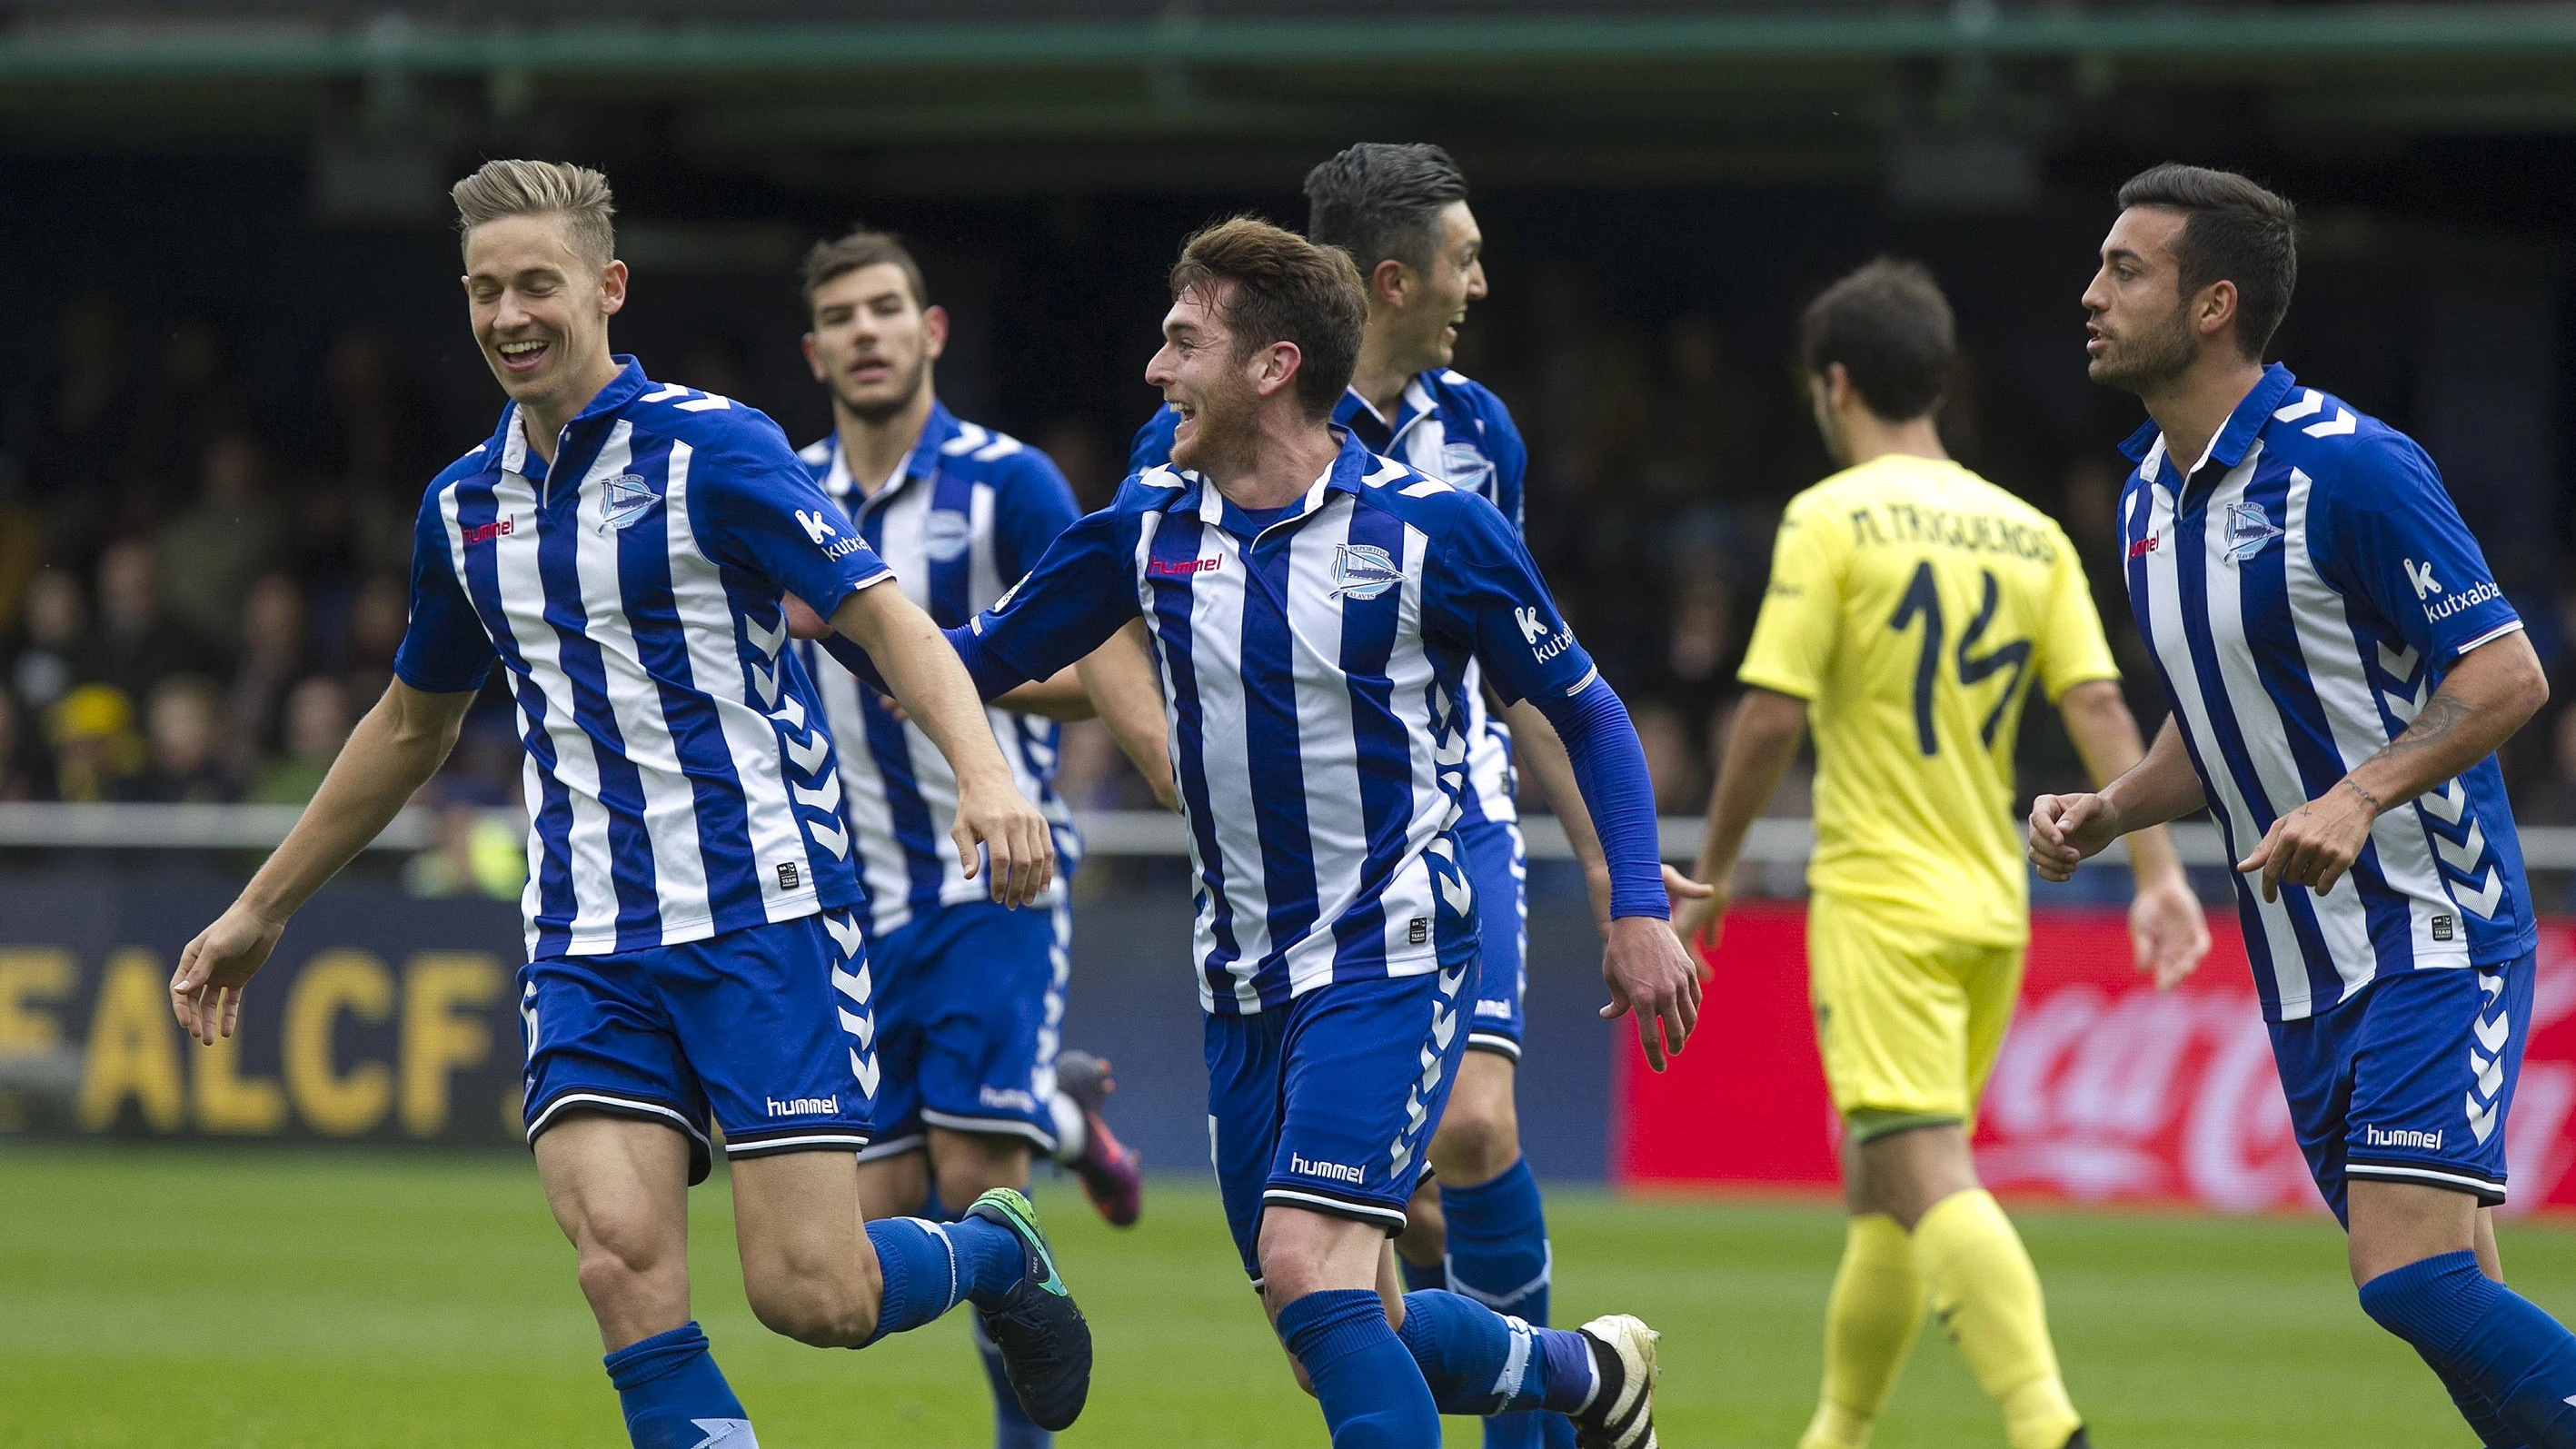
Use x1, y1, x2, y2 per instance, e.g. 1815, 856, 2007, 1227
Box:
1530, 676, 1666, 920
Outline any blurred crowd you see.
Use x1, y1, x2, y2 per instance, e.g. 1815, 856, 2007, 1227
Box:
3, 289, 2572, 902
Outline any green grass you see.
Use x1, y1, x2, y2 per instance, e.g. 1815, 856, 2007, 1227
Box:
3, 1145, 2569, 1446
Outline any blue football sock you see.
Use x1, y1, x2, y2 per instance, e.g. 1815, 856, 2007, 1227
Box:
2362, 1251, 2576, 1446
973, 1313, 1053, 1449
1395, 1289, 1602, 1419
1399, 1252, 1448, 1295
1442, 1158, 1567, 1447
1276, 1288, 1440, 1447
2417, 1345, 2524, 1449
863, 1216, 1028, 1345
602, 1321, 753, 1449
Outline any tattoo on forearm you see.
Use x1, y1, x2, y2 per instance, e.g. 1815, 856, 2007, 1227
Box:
2360, 691, 2474, 780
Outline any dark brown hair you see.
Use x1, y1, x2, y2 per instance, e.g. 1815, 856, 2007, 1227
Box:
1169, 216, 1367, 418
801, 226, 929, 312
2116, 163, 2298, 361
1798, 257, 1954, 422
1304, 142, 1469, 274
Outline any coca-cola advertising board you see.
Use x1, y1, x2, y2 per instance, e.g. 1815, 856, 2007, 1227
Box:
1617, 908, 2576, 1216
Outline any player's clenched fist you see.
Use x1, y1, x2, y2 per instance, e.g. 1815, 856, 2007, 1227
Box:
953, 774, 1055, 908
2027, 790, 2123, 883
170, 901, 287, 1046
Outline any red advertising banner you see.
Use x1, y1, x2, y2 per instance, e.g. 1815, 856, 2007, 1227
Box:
1617, 908, 2576, 1216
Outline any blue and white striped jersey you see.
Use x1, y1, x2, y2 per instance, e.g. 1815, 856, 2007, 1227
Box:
947, 429, 1596, 1015
396, 359, 887, 959
2118, 362, 2538, 1022
793, 402, 1084, 938
1132, 370, 1530, 827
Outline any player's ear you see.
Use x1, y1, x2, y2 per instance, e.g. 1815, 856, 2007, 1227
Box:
801, 331, 826, 383
1369, 255, 1409, 309
2196, 278, 2238, 344
920, 303, 950, 362
596, 260, 629, 317
1256, 339, 1303, 400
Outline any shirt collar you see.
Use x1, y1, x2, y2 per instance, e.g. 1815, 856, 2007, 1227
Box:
824, 397, 960, 502
495, 355, 649, 480
1335, 373, 1437, 442
2119, 362, 2299, 482
1169, 427, 1368, 523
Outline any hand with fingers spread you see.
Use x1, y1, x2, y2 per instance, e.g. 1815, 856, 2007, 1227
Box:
1600, 915, 1702, 1072
170, 899, 288, 1045
2238, 779, 2379, 903
953, 771, 1056, 909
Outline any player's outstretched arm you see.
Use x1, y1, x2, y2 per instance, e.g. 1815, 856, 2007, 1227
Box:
2028, 714, 2205, 884
1675, 687, 1807, 955
1496, 693, 1705, 931
832, 582, 1055, 908
172, 680, 477, 1044
2236, 629, 2548, 903
2056, 680, 2211, 989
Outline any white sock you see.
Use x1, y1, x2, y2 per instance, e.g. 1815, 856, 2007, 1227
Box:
1047, 1090, 1087, 1164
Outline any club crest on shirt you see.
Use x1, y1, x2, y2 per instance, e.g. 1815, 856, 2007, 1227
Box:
1331, 542, 1403, 600
1438, 440, 1497, 498
922, 509, 972, 563
599, 472, 662, 535
2224, 500, 2283, 563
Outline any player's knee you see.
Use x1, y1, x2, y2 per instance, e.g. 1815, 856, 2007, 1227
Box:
571, 1212, 679, 1317
1428, 1094, 1519, 1185
745, 1272, 880, 1348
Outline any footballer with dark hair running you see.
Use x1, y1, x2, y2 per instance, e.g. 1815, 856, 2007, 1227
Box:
789, 226, 1171, 1449
1132, 147, 1700, 1449
2038, 164, 2576, 1446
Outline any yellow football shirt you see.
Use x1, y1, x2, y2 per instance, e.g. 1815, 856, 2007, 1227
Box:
1738, 453, 2119, 945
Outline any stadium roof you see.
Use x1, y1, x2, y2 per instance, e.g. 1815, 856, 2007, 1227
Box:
9, 3, 2576, 195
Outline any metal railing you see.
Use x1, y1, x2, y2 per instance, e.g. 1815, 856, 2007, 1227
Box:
2, 803, 2570, 870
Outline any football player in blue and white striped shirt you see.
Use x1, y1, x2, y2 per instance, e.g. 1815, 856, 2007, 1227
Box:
2034, 164, 2573, 1447
169, 161, 1095, 1447
1130, 154, 1692, 1449
790, 226, 1169, 1449
842, 217, 1693, 1448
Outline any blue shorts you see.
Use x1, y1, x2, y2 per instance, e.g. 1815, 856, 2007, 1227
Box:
519, 910, 879, 1186
1204, 961, 1475, 1288
1457, 816, 1528, 1059
854, 897, 1069, 1163
2270, 953, 2534, 1221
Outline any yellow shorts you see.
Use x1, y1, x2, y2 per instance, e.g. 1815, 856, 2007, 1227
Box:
1807, 893, 2025, 1132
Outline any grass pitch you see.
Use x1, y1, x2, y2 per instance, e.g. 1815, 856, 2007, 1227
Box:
4, 1145, 2567, 1446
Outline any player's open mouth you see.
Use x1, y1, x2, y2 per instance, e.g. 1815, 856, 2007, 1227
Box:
849, 358, 890, 384
497, 338, 551, 373
2084, 325, 2108, 355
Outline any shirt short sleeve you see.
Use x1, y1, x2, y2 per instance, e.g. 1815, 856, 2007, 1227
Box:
958, 506, 1143, 692
2035, 522, 2122, 701
691, 421, 893, 619
1736, 492, 1848, 701
2315, 433, 2522, 666
1423, 491, 1597, 706
991, 452, 1085, 586
392, 487, 497, 694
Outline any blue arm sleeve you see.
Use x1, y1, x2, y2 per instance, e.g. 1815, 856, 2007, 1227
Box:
2314, 433, 2521, 668
690, 417, 892, 619
993, 452, 1084, 586
392, 486, 498, 694
1128, 406, 1180, 473
1537, 677, 1666, 921
1421, 489, 1596, 708
816, 505, 1139, 702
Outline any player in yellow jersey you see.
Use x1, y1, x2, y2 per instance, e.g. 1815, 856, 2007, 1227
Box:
1672, 260, 2212, 1449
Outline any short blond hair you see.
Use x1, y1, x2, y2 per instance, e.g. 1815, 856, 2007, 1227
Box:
451, 159, 616, 271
